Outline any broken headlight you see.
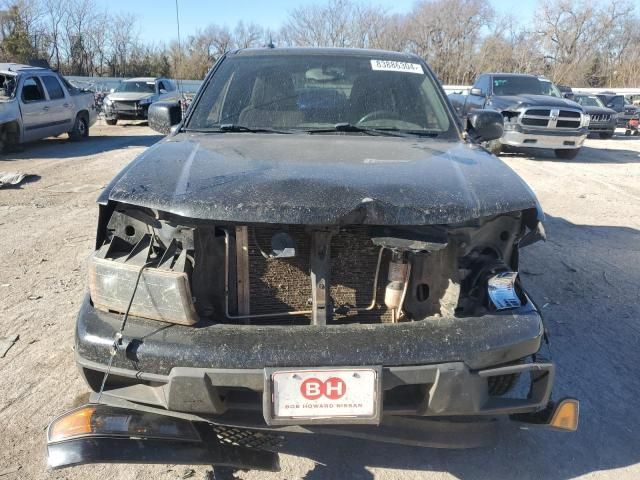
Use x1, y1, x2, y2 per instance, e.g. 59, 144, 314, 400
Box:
502, 112, 519, 131
487, 271, 522, 310
88, 231, 198, 325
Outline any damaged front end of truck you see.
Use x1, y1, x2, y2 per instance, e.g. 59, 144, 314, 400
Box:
47, 48, 578, 472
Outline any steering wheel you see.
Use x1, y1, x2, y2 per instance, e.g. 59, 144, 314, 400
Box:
357, 110, 399, 124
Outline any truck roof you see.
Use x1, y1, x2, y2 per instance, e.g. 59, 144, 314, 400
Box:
231, 47, 421, 62
124, 77, 160, 83
485, 73, 538, 78
0, 63, 50, 75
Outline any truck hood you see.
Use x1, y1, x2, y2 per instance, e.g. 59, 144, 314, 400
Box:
581, 106, 617, 116
107, 92, 155, 102
489, 94, 583, 111
100, 133, 542, 225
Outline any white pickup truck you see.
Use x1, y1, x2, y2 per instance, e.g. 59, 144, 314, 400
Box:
0, 63, 97, 151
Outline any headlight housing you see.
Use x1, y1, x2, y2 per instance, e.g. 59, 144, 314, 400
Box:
138, 97, 154, 106
581, 114, 591, 127
88, 224, 198, 325
103, 97, 112, 106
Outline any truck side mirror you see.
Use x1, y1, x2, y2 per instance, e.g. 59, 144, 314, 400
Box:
467, 109, 503, 142
148, 101, 182, 135
470, 88, 483, 97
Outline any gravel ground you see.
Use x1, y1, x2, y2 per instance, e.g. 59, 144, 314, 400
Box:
0, 124, 639, 479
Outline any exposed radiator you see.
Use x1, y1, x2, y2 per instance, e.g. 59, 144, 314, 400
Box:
240, 226, 392, 323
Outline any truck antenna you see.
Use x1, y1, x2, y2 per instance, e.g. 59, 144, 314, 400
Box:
174, 0, 184, 97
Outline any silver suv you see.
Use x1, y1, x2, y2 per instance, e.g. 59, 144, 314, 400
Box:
0, 63, 97, 151
103, 77, 180, 125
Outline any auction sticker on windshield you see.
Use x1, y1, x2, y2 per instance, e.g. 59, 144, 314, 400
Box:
370, 59, 424, 74
268, 367, 380, 423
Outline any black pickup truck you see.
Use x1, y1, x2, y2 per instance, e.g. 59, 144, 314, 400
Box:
449, 73, 589, 159
47, 48, 578, 474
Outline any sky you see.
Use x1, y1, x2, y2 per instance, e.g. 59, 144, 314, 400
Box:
103, 0, 540, 45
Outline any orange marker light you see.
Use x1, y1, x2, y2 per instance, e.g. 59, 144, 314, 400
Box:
549, 399, 579, 431
49, 406, 96, 442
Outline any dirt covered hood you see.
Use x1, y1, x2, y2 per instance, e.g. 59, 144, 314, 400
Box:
101, 133, 541, 225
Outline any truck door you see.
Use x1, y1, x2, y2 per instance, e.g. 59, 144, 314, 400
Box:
158, 80, 179, 102
20, 76, 54, 142
467, 75, 490, 111
40, 75, 74, 135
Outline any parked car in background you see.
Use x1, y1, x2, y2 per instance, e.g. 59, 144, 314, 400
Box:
557, 84, 574, 100
448, 73, 589, 159
573, 94, 617, 139
0, 63, 96, 151
595, 92, 638, 128
103, 77, 180, 125
47, 47, 578, 472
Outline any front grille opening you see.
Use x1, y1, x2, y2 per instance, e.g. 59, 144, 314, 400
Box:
384, 384, 429, 412
522, 118, 548, 127
560, 110, 581, 118
525, 109, 550, 116
219, 387, 263, 411
563, 141, 576, 146
557, 120, 581, 128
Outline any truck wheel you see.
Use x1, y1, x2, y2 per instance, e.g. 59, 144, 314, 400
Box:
554, 148, 579, 160
599, 132, 614, 139
105, 118, 118, 126
0, 122, 21, 152
69, 114, 89, 141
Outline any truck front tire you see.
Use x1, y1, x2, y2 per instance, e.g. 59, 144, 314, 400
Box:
105, 118, 118, 126
554, 148, 580, 160
0, 122, 21, 152
69, 113, 89, 141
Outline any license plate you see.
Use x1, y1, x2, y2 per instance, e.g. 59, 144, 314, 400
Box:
266, 367, 381, 425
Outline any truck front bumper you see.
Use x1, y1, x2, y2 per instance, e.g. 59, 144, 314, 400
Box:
103, 104, 149, 120
75, 295, 553, 423
501, 127, 587, 149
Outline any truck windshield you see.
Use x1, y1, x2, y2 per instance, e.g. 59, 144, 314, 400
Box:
575, 96, 605, 108
115, 81, 155, 93
492, 76, 550, 96
187, 54, 453, 136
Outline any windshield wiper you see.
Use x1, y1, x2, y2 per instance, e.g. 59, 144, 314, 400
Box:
219, 124, 292, 134
305, 123, 439, 138
183, 124, 292, 134
306, 123, 406, 137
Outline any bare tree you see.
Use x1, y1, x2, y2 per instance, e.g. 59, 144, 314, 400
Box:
2, 0, 640, 87
406, 0, 494, 84
280, 0, 388, 49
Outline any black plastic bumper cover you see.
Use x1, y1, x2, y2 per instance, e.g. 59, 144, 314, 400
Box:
75, 295, 544, 375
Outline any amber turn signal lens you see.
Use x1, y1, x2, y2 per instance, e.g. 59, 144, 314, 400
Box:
49, 406, 96, 442
549, 399, 579, 431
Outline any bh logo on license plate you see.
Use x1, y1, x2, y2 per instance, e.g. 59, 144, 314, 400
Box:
300, 377, 346, 400
271, 368, 377, 419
